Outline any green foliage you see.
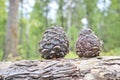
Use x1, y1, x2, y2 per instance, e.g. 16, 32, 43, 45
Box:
0, 51, 3, 60
0, 0, 6, 60
67, 26, 80, 51
0, 0, 120, 60
17, 0, 50, 59
102, 47, 120, 56
65, 51, 78, 59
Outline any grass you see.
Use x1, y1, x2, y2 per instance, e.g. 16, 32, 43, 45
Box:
1, 47, 120, 61
101, 47, 120, 56
65, 51, 78, 59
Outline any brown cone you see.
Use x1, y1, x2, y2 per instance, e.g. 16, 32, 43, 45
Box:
39, 26, 69, 59
76, 28, 102, 57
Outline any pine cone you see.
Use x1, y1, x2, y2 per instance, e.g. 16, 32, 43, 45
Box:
39, 26, 69, 59
76, 28, 102, 57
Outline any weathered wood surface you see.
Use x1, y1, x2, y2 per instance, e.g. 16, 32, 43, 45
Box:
0, 56, 120, 80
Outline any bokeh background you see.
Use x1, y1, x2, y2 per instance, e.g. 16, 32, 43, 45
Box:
0, 0, 120, 61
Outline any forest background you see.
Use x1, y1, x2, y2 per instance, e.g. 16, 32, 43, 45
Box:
0, 0, 120, 61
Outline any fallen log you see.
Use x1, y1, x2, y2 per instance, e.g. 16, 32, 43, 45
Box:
0, 56, 120, 80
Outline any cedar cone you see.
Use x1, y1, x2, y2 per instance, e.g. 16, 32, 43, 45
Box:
39, 26, 69, 59
76, 28, 102, 57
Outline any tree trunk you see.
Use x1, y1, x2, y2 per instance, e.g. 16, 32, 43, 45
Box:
45, 9, 48, 28
26, 25, 30, 59
19, 0, 23, 45
3, 0, 19, 60
59, 0, 64, 27
0, 56, 120, 80
67, 10, 72, 35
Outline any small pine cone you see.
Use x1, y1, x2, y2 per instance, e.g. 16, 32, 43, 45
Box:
76, 28, 102, 57
39, 26, 69, 59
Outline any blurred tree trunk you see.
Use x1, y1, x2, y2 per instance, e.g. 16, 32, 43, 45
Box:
59, 0, 64, 27
44, 0, 50, 28
3, 0, 19, 60
67, 11, 71, 31
26, 25, 30, 59
66, 0, 72, 33
19, 0, 23, 45
83, 0, 96, 28
45, 9, 49, 28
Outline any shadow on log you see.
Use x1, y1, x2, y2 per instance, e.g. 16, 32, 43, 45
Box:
0, 56, 120, 80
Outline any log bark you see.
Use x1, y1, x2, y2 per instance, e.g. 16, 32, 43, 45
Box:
0, 56, 120, 80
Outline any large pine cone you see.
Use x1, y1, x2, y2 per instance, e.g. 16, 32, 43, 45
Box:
76, 28, 102, 57
39, 26, 69, 59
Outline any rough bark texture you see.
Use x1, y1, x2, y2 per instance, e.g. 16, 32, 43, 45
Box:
3, 0, 19, 60
0, 56, 120, 80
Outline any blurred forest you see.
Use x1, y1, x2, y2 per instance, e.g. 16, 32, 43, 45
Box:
0, 0, 120, 61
